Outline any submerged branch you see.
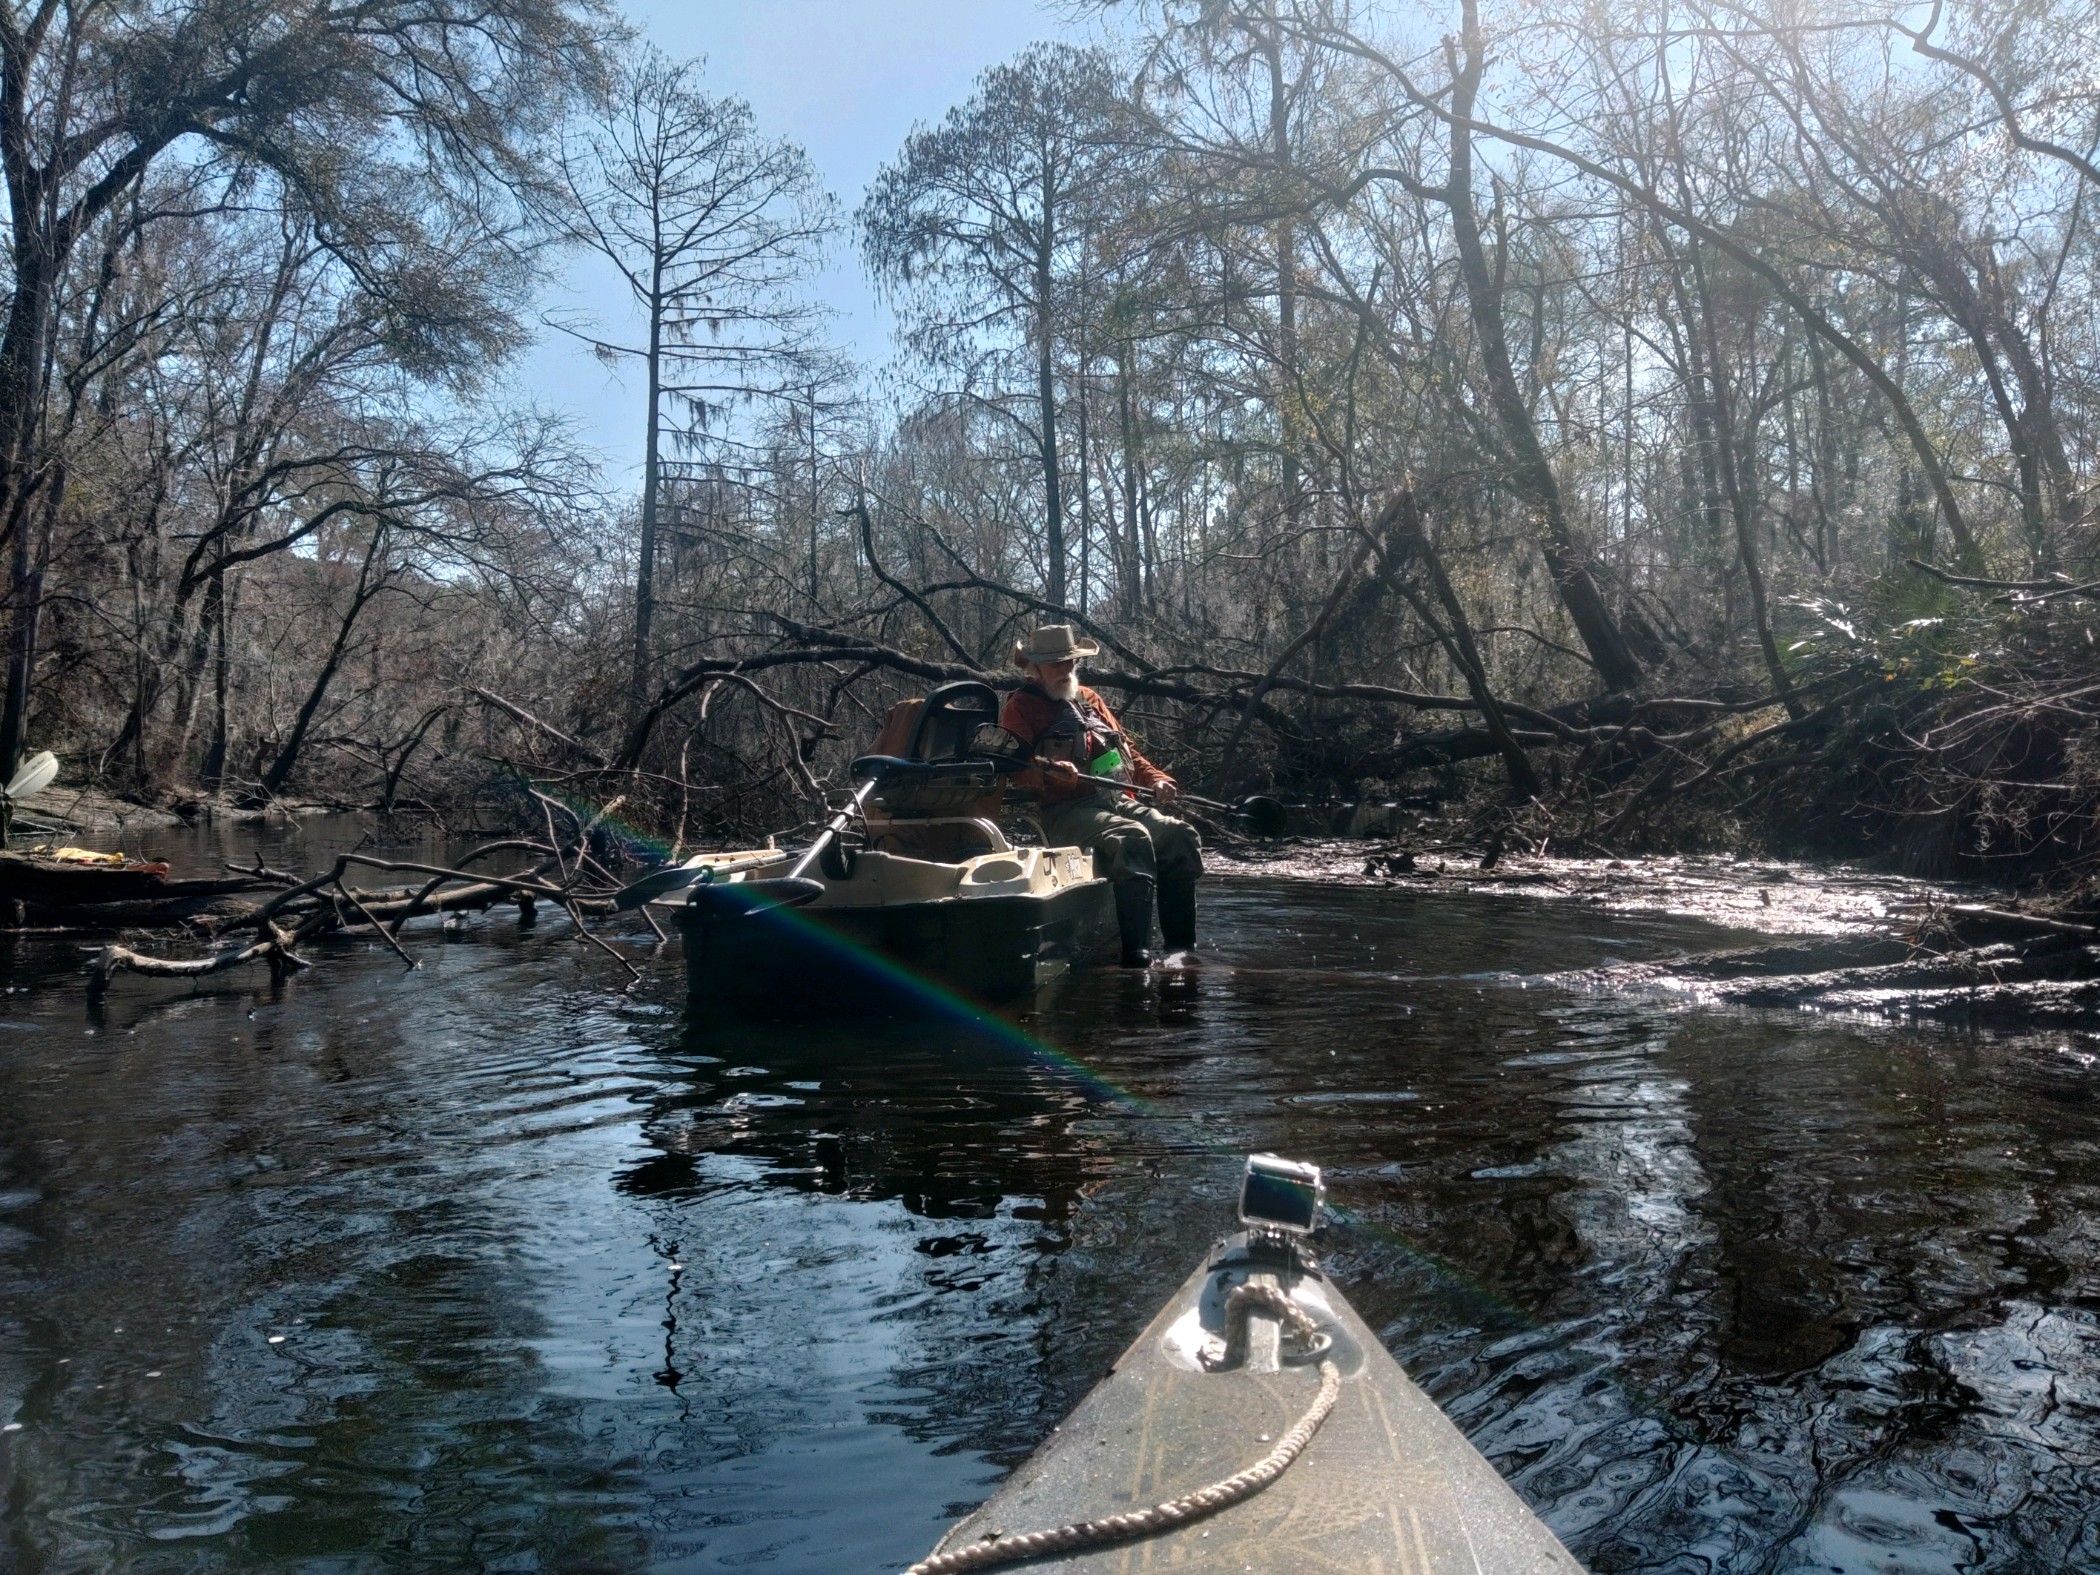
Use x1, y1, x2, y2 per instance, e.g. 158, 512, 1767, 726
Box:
85, 832, 637, 992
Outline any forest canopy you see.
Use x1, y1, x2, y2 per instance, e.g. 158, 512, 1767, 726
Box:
6, 0, 2100, 878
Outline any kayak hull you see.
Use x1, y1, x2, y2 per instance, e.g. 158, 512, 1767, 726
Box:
0, 852, 171, 907
676, 862, 1118, 1010
922, 1235, 1585, 1572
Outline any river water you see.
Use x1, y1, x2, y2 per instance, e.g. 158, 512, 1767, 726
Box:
3, 818, 2098, 1572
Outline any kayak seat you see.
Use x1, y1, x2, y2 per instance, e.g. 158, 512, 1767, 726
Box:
851, 756, 1003, 817
907, 680, 1001, 762
853, 683, 1010, 865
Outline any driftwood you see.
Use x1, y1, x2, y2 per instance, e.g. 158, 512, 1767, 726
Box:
1, 851, 296, 931
1946, 904, 2100, 939
85, 837, 633, 990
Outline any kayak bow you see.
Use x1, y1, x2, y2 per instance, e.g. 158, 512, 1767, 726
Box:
907, 1154, 1584, 1574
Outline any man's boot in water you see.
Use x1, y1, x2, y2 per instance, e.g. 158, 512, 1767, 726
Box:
1113, 875, 1155, 967
1158, 877, 1197, 956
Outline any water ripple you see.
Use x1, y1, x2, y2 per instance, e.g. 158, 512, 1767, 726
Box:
3, 827, 2098, 1570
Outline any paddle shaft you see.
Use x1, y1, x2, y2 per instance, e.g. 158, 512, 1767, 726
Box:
616, 772, 881, 908
786, 775, 882, 881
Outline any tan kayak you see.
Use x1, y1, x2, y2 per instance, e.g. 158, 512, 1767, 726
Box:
909, 1156, 1585, 1574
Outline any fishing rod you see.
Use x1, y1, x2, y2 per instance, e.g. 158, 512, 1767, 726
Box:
964, 725, 1288, 838
1061, 772, 1290, 839
1139, 779, 1287, 837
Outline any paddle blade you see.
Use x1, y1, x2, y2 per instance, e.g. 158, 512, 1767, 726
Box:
2, 750, 56, 802
612, 865, 709, 911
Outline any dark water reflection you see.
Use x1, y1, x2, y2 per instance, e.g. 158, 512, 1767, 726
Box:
3, 819, 2099, 1571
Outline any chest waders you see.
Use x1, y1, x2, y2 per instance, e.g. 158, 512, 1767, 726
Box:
1112, 873, 1156, 968
1158, 870, 1196, 953
1028, 686, 1157, 966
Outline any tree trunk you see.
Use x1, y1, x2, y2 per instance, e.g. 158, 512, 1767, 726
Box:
260, 530, 388, 797
0, 245, 57, 779
805, 382, 821, 608
1671, 233, 1800, 714
1377, 484, 1541, 800
1035, 174, 1066, 607
1443, 1, 1648, 692
632, 261, 665, 716
1115, 343, 1144, 616
199, 572, 233, 790
1074, 350, 1091, 616
0, 501, 49, 780
379, 705, 447, 814
1703, 338, 1797, 717
1265, 18, 1304, 552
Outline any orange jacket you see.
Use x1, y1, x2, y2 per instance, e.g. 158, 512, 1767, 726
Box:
1000, 683, 1172, 806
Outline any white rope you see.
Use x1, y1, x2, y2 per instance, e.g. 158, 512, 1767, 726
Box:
903, 1282, 1341, 1575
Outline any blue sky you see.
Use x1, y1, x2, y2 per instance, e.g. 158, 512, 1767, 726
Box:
511, 0, 1082, 486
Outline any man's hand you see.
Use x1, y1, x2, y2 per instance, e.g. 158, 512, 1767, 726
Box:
1042, 759, 1082, 787
1152, 776, 1179, 806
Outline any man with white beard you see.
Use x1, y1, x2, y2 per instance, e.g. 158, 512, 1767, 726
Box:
999, 624, 1204, 967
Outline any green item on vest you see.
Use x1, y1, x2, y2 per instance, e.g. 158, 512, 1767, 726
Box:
1090, 747, 1124, 777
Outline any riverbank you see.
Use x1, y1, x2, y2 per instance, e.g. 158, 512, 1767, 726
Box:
6, 784, 187, 837
4, 784, 427, 842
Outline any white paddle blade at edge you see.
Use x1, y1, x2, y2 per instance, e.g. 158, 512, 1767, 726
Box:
2, 749, 57, 802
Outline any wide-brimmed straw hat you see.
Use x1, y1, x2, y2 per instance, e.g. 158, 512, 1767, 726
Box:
1014, 623, 1100, 666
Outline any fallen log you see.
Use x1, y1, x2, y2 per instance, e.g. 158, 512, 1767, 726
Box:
90, 922, 314, 986
13, 892, 282, 930
1946, 904, 2100, 939
0, 852, 294, 932
2, 851, 176, 907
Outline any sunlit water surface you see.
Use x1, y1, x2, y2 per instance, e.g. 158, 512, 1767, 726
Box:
3, 818, 2098, 1572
